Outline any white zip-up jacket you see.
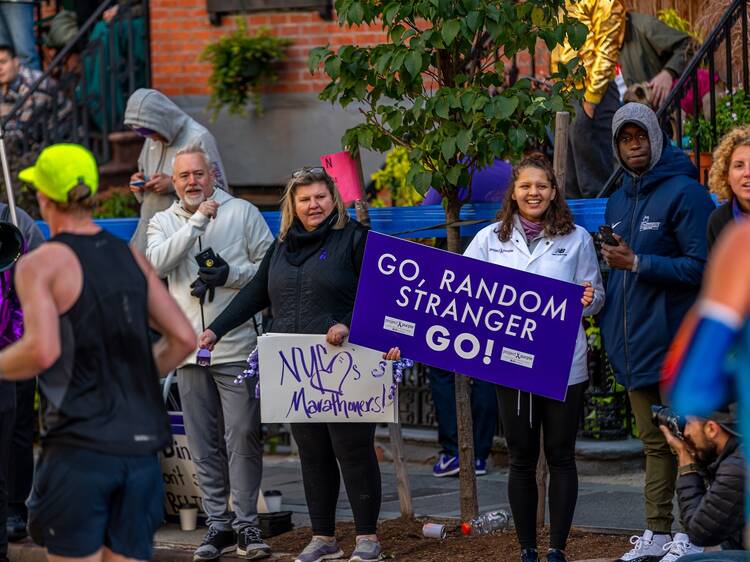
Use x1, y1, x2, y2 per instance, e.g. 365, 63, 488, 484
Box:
464, 219, 605, 386
146, 189, 273, 367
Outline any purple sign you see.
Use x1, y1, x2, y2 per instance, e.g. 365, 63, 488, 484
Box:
348, 232, 584, 400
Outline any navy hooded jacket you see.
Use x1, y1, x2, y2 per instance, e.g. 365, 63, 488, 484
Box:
601, 104, 715, 391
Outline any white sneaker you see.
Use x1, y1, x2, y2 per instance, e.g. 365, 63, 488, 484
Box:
617, 530, 672, 561
660, 533, 704, 561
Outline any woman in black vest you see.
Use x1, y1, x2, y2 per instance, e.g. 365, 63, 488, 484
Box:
200, 167, 386, 562
707, 125, 750, 251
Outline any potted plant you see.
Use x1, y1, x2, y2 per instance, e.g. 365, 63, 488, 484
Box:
200, 19, 292, 118
684, 88, 750, 182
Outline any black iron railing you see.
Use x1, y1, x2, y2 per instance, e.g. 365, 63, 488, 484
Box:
0, 0, 150, 171
597, 0, 750, 197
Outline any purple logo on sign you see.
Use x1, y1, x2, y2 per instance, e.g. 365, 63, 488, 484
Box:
348, 232, 584, 400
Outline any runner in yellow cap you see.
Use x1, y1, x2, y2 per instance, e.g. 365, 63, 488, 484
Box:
18, 143, 99, 205
0, 143, 196, 562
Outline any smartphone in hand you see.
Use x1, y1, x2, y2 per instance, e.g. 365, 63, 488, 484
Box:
598, 225, 619, 246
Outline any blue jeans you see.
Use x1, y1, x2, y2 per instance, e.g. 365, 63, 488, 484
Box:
680, 554, 749, 561
428, 367, 497, 460
0, 3, 39, 70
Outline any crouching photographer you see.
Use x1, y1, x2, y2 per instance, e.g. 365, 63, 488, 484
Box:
656, 404, 746, 560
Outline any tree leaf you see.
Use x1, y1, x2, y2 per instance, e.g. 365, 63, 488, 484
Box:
435, 98, 450, 119
405, 51, 423, 76
568, 21, 588, 50
349, 2, 364, 24
413, 170, 433, 194
531, 6, 544, 26
446, 165, 462, 185
308, 47, 330, 74
359, 127, 374, 148
456, 128, 471, 153
442, 20, 461, 46
441, 136, 456, 161
509, 127, 527, 150
466, 12, 482, 33
493, 95, 519, 119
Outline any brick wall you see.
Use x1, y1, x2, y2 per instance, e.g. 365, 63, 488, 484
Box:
149, 1, 549, 97
149, 1, 387, 96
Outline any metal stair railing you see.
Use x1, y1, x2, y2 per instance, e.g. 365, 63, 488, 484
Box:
596, 0, 750, 197
0, 0, 150, 181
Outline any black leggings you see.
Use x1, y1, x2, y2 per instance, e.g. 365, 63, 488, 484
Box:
498, 382, 587, 551
291, 422, 381, 536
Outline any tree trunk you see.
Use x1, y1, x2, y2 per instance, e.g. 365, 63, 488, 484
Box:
445, 199, 479, 521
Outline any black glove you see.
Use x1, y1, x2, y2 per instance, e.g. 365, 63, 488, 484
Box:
198, 253, 229, 288
190, 277, 215, 304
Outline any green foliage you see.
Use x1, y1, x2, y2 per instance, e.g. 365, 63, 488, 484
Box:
201, 19, 292, 118
657, 8, 701, 42
94, 188, 139, 218
684, 89, 750, 152
308, 0, 586, 206
370, 147, 423, 207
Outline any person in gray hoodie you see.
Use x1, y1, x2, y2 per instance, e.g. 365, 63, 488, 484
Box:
124, 88, 227, 253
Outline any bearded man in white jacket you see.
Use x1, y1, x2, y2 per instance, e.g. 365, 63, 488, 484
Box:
146, 144, 273, 561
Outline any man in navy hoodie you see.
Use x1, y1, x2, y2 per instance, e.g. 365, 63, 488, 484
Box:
600, 103, 715, 562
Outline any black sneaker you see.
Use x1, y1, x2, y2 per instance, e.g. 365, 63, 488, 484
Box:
193, 527, 236, 561
521, 549, 540, 562
237, 526, 272, 560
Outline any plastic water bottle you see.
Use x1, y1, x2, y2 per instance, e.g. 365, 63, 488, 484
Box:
460, 510, 512, 536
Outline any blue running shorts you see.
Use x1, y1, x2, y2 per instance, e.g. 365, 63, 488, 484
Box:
27, 446, 164, 560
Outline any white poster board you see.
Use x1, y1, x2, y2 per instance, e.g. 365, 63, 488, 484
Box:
258, 333, 398, 423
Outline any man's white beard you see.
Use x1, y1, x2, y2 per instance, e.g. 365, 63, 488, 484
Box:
182, 192, 205, 210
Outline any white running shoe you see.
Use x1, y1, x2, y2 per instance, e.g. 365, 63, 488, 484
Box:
660, 533, 704, 562
617, 530, 672, 561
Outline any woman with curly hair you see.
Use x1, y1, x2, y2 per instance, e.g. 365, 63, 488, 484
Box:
463, 154, 604, 562
707, 125, 750, 250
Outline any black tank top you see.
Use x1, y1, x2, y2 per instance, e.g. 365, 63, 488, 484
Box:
39, 230, 171, 455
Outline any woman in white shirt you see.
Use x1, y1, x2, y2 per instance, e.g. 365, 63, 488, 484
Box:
464, 154, 604, 562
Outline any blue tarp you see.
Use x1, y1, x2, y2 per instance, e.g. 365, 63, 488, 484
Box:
34, 199, 608, 241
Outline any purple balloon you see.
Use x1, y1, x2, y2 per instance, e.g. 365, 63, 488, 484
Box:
421, 159, 512, 205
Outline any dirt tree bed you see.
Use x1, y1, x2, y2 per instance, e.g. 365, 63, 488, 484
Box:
265, 517, 626, 561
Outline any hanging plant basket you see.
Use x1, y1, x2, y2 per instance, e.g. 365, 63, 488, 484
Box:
200, 18, 292, 118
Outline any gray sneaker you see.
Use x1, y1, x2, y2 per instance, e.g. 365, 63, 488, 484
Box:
349, 538, 383, 562
193, 527, 236, 561
295, 537, 344, 562
237, 526, 271, 559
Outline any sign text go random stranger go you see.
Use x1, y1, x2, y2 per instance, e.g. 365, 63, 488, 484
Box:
349, 233, 584, 401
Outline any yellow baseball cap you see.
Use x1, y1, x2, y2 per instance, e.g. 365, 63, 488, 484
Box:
19, 144, 99, 204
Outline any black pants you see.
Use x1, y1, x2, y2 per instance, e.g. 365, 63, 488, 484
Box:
291, 423, 381, 536
0, 408, 15, 562
8, 379, 34, 520
498, 382, 587, 551
565, 81, 621, 199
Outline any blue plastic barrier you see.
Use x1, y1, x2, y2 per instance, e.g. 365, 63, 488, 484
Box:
34, 199, 608, 241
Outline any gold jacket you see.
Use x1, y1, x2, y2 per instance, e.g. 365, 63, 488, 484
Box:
552, 0, 626, 105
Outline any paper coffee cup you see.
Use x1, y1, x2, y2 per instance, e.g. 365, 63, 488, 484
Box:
263, 490, 282, 513
179, 506, 198, 531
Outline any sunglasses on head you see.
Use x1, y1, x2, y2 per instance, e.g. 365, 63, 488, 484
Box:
292, 166, 327, 178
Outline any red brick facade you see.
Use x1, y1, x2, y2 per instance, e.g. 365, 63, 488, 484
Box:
149, 1, 546, 97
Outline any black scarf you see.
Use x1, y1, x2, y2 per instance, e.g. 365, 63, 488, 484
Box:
284, 211, 338, 266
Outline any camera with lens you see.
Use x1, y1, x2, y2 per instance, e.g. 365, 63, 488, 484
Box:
651, 405, 686, 440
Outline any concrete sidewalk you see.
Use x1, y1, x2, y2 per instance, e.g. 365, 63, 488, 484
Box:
10, 455, 651, 562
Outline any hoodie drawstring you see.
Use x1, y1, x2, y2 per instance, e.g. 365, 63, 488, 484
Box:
517, 389, 533, 428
